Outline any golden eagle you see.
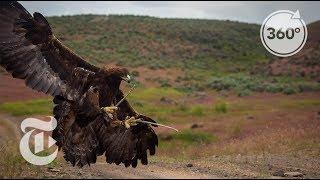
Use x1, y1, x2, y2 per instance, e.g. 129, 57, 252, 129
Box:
0, 1, 158, 167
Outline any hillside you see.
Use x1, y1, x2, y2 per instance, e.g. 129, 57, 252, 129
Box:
266, 21, 320, 81
45, 15, 320, 96
47, 15, 267, 70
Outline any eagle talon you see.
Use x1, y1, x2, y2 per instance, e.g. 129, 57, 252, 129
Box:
124, 116, 139, 129
107, 113, 113, 119
101, 106, 118, 113
102, 106, 118, 118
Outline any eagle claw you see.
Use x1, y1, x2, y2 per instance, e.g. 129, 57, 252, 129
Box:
124, 116, 139, 129
101, 106, 118, 119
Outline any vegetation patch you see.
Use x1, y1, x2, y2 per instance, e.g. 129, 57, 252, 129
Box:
0, 141, 41, 178
48, 15, 266, 71
0, 99, 53, 116
130, 87, 183, 101
214, 102, 228, 113
230, 120, 245, 137
43, 15, 320, 95
189, 105, 205, 117
280, 99, 320, 109
207, 74, 320, 96
172, 129, 216, 144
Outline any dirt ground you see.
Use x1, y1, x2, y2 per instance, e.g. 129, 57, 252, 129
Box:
0, 73, 49, 103
0, 110, 319, 179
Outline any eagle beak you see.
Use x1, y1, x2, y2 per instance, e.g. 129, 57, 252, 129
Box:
121, 75, 131, 83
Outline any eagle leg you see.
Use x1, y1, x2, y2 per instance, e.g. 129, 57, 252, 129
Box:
110, 117, 138, 129
110, 120, 124, 127
101, 106, 118, 119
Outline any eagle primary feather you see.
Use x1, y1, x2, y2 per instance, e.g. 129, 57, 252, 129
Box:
0, 1, 158, 168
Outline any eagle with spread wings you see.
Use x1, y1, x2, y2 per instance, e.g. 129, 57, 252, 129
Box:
0, 1, 158, 167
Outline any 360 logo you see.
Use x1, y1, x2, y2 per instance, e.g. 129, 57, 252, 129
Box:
260, 10, 308, 57
19, 117, 58, 165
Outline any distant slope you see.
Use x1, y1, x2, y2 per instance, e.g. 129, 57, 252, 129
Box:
47, 15, 267, 70
267, 21, 320, 81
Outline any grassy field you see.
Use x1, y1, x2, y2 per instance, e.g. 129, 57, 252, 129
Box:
1, 87, 319, 161
0, 99, 53, 116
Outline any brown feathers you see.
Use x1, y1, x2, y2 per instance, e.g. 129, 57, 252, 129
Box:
103, 66, 129, 76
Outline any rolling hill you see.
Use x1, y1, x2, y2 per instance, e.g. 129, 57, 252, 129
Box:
266, 21, 320, 81
47, 15, 268, 70
1, 15, 319, 95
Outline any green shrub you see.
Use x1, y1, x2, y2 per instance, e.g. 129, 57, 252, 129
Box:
172, 130, 216, 144
265, 83, 283, 93
190, 106, 204, 117
297, 83, 320, 92
237, 89, 251, 97
283, 86, 298, 95
206, 74, 319, 96
178, 104, 188, 112
214, 102, 228, 113
159, 79, 172, 87
150, 62, 165, 70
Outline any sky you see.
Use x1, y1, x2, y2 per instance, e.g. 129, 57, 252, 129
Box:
20, 1, 320, 24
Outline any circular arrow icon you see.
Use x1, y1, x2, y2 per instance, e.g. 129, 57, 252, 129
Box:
260, 10, 308, 57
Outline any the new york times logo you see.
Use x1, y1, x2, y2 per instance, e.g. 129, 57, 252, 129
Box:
19, 117, 58, 165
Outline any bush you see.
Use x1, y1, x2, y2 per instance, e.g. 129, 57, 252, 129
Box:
172, 130, 215, 144
283, 86, 298, 95
207, 76, 238, 90
206, 74, 320, 96
150, 62, 165, 70
159, 79, 172, 87
190, 106, 204, 116
265, 83, 283, 93
178, 104, 188, 112
297, 83, 320, 92
237, 89, 251, 97
214, 102, 228, 113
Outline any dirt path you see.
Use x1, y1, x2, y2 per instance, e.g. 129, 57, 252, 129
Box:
0, 73, 48, 103
1, 113, 319, 179
0, 113, 22, 142
0, 113, 218, 179
44, 157, 218, 179
44, 153, 320, 179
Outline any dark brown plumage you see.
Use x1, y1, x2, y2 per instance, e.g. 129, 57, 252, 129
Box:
0, 1, 158, 168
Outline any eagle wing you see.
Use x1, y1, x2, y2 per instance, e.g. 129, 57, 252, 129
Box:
62, 116, 158, 168
53, 89, 158, 168
0, 1, 101, 101
1, 1, 159, 168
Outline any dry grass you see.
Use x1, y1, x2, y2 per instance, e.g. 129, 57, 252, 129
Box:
0, 141, 42, 178
207, 125, 320, 156
0, 118, 46, 178
0, 87, 319, 163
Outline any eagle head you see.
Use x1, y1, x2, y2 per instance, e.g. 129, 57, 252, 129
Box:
103, 66, 131, 83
